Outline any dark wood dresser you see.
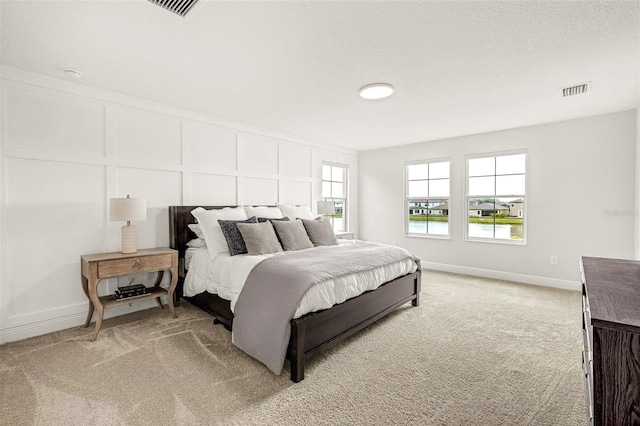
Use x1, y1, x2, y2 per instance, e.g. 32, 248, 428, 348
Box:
580, 256, 640, 426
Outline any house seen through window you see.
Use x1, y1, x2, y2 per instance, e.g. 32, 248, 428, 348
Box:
466, 151, 526, 243
405, 159, 450, 237
322, 163, 348, 232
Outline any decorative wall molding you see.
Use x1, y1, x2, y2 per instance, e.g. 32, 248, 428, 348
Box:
1, 66, 358, 156
0, 66, 359, 344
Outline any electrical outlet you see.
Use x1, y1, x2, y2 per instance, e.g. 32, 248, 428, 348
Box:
550, 256, 558, 265
392, 240, 397, 246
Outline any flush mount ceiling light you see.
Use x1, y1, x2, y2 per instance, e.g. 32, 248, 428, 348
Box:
359, 83, 394, 100
63, 69, 82, 79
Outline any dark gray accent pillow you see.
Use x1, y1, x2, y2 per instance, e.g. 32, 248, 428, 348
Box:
271, 219, 314, 251
218, 216, 257, 256
236, 221, 283, 255
257, 216, 290, 223
302, 219, 338, 246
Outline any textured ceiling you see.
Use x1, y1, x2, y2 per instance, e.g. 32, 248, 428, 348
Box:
1, 1, 639, 151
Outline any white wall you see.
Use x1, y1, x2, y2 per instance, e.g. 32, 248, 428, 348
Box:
360, 111, 636, 290
0, 67, 358, 343
636, 106, 640, 259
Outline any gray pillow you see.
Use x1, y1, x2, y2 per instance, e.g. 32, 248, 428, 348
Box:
302, 219, 338, 246
271, 219, 314, 251
236, 221, 283, 255
218, 216, 258, 256
257, 216, 289, 245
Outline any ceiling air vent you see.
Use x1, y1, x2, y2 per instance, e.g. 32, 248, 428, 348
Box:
148, 0, 199, 17
561, 82, 591, 98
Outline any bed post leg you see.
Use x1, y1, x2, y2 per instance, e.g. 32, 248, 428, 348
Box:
174, 267, 185, 307
412, 271, 422, 307
174, 278, 183, 306
290, 320, 305, 382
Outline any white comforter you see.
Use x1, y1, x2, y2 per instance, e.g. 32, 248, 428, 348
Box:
184, 240, 418, 319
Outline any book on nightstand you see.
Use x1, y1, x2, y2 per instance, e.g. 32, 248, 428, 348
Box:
113, 284, 150, 300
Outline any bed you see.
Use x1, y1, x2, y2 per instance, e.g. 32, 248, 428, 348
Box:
169, 205, 422, 382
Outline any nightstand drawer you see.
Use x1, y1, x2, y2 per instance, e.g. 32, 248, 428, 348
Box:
98, 254, 173, 278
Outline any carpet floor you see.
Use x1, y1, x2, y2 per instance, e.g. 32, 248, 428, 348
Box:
0, 270, 585, 425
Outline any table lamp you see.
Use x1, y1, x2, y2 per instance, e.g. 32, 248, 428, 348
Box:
317, 200, 335, 218
110, 195, 147, 253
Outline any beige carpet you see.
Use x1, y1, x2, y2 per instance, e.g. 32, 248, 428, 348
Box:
0, 270, 585, 425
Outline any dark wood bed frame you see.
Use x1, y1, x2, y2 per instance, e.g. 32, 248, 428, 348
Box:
169, 206, 421, 382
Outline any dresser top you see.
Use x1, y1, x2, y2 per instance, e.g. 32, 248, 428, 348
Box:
581, 256, 640, 330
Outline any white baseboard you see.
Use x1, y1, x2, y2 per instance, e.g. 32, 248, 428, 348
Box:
421, 261, 581, 292
0, 298, 160, 344
0, 311, 88, 344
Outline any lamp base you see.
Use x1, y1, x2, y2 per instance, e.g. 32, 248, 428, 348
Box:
121, 225, 138, 254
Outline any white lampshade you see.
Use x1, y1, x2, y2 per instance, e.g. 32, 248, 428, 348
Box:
317, 200, 335, 215
110, 195, 146, 254
110, 196, 147, 222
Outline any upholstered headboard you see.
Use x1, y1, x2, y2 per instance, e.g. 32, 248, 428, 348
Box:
168, 205, 222, 261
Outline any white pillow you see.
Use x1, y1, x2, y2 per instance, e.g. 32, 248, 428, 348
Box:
244, 206, 283, 219
276, 204, 314, 220
191, 207, 248, 259
188, 223, 204, 239
186, 238, 207, 248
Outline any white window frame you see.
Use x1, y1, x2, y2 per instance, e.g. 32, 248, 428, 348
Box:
404, 158, 451, 239
464, 149, 527, 245
321, 162, 348, 232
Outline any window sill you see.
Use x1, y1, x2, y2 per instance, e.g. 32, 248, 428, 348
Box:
404, 233, 450, 240
464, 237, 526, 245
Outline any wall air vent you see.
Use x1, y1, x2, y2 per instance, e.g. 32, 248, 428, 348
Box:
561, 82, 591, 98
148, 0, 199, 17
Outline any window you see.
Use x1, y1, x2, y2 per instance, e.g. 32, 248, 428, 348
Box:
465, 151, 526, 243
322, 163, 348, 232
405, 159, 450, 237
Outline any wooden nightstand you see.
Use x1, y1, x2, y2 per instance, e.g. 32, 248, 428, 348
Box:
80, 248, 178, 341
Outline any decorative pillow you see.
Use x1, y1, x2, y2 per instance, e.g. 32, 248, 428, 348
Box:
302, 219, 339, 246
244, 206, 284, 219
218, 216, 258, 256
191, 207, 248, 259
257, 216, 290, 223
276, 204, 315, 220
257, 217, 289, 246
237, 221, 283, 255
186, 238, 207, 248
271, 219, 314, 251
188, 223, 204, 239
